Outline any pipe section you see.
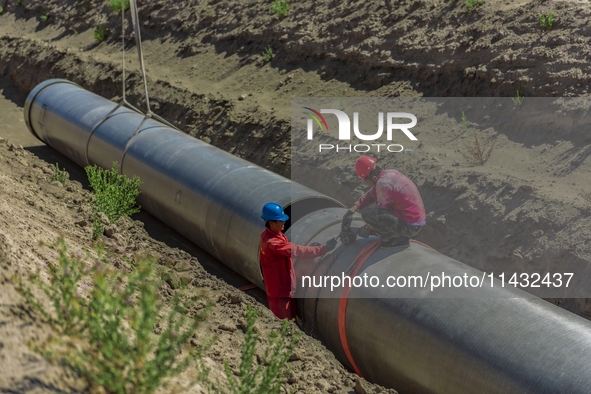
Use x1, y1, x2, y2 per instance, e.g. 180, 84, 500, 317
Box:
24, 79, 342, 287
288, 209, 591, 393
25, 79, 591, 393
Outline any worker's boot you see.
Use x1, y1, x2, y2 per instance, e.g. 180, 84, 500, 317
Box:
357, 225, 377, 238
381, 235, 410, 248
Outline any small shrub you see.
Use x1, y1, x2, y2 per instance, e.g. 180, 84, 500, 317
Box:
262, 45, 274, 63
461, 132, 496, 165
539, 12, 555, 31
86, 162, 141, 224
40, 14, 49, 22
270, 0, 289, 17
465, 0, 483, 11
108, 0, 130, 12
85, 162, 141, 239
50, 163, 68, 185
93, 25, 108, 43
16, 237, 208, 394
213, 306, 299, 394
512, 90, 524, 106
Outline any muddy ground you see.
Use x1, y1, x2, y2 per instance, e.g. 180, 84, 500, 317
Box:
1, 0, 591, 392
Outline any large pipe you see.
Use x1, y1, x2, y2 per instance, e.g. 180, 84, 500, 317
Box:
25, 79, 591, 393
24, 79, 341, 287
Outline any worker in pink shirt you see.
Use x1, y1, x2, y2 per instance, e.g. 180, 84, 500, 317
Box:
260, 202, 337, 320
343, 156, 426, 248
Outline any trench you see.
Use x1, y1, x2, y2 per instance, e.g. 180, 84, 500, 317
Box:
2, 19, 591, 318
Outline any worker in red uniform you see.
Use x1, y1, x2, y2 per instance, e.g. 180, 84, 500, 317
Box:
343, 156, 426, 248
260, 202, 337, 320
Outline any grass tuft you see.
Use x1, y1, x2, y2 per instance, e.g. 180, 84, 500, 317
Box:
93, 25, 108, 43
270, 0, 289, 17
15, 237, 208, 394
262, 45, 274, 63
512, 90, 524, 107
108, 0, 130, 13
539, 12, 555, 31
209, 306, 299, 394
50, 163, 69, 185
85, 162, 141, 238
465, 0, 483, 12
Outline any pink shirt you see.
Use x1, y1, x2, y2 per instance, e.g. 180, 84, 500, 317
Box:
355, 169, 426, 225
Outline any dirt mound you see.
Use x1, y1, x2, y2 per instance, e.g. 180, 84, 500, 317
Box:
0, 137, 395, 392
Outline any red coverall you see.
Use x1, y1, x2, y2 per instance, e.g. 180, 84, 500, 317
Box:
259, 228, 326, 320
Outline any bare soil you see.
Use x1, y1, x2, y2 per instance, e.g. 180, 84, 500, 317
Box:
1, 0, 591, 392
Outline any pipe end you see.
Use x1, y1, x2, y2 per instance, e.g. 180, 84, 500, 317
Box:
24, 79, 80, 143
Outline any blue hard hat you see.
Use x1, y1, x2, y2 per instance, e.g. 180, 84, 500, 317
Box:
261, 202, 289, 221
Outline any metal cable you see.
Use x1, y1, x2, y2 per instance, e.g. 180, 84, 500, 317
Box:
129, 0, 151, 114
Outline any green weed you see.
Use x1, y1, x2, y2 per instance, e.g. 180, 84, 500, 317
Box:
205, 7, 212, 16
40, 14, 49, 22
465, 0, 483, 12
50, 163, 69, 185
262, 45, 274, 63
512, 90, 524, 106
85, 162, 141, 238
461, 111, 468, 130
270, 0, 289, 17
108, 0, 130, 13
16, 237, 208, 394
212, 306, 299, 394
92, 210, 105, 240
93, 25, 108, 43
73, 28, 79, 36
0, 6, 4, 14
539, 12, 555, 30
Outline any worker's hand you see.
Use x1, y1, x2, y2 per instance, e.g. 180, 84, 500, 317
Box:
341, 209, 354, 230
325, 237, 337, 252
339, 229, 357, 245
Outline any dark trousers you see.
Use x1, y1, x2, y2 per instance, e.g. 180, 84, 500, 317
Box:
361, 208, 423, 239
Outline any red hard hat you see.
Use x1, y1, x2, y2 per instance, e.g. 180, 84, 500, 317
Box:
355, 156, 377, 179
